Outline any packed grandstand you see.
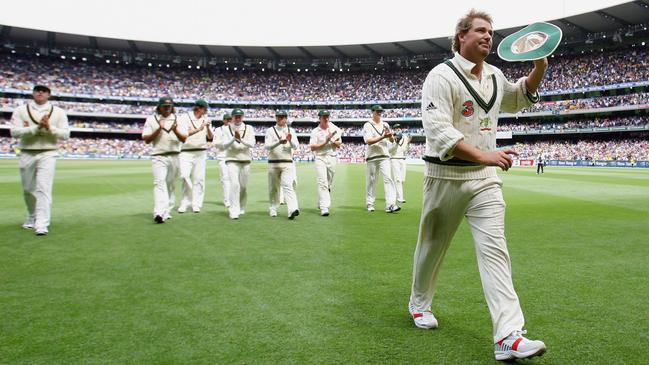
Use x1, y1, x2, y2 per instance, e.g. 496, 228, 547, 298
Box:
1, 31, 648, 166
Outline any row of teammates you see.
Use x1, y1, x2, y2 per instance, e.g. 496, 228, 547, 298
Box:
143, 97, 412, 222
8, 84, 413, 235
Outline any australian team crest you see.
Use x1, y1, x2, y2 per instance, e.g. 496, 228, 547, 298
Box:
461, 100, 474, 117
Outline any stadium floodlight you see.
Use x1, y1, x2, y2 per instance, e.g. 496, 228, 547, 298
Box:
147, 63, 152, 67
105, 59, 110, 63
82, 57, 87, 61
60, 55, 66, 59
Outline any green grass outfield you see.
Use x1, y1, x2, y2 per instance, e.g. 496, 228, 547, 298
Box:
1, 159, 648, 364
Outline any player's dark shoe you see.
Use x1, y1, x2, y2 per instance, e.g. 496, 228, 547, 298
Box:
154, 215, 164, 224
494, 330, 546, 361
289, 209, 300, 220
386, 205, 401, 213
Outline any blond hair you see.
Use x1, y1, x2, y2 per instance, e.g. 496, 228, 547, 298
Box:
451, 9, 493, 53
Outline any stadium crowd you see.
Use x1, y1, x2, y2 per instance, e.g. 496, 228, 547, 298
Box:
2, 47, 647, 102
498, 115, 649, 132
2, 91, 648, 121
4, 115, 647, 136
1, 137, 647, 161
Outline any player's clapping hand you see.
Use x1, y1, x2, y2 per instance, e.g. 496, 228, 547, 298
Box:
234, 130, 241, 140
39, 115, 50, 130
478, 149, 519, 171
286, 133, 293, 142
279, 138, 288, 144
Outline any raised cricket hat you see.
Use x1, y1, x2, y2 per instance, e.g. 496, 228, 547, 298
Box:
318, 110, 330, 117
33, 84, 51, 93
371, 104, 384, 112
275, 110, 288, 117
194, 99, 209, 108
231, 108, 244, 116
497, 22, 563, 62
158, 97, 174, 106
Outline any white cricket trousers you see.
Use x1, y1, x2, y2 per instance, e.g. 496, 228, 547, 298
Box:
179, 150, 207, 211
409, 175, 524, 343
227, 161, 250, 217
391, 158, 407, 202
19, 151, 57, 231
151, 154, 179, 218
218, 159, 231, 206
366, 158, 396, 209
268, 163, 298, 215
315, 156, 336, 210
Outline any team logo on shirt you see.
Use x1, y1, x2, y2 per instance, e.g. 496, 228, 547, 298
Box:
480, 117, 492, 131
461, 100, 474, 117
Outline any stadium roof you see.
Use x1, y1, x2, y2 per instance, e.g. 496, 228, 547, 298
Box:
1, 0, 648, 60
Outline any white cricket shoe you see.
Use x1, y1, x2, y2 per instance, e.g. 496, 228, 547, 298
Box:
320, 208, 330, 217
240, 210, 245, 215
494, 330, 546, 361
408, 303, 438, 329
22, 217, 35, 230
269, 208, 278, 217
367, 205, 375, 212
177, 205, 188, 213
35, 227, 48, 236
229, 213, 239, 220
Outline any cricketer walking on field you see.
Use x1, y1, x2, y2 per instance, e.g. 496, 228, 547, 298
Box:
142, 97, 188, 224
408, 9, 550, 361
10, 84, 70, 236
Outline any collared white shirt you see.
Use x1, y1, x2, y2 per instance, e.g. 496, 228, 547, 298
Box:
142, 113, 188, 155
420, 52, 539, 179
179, 112, 210, 150
363, 119, 392, 160
309, 122, 342, 158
